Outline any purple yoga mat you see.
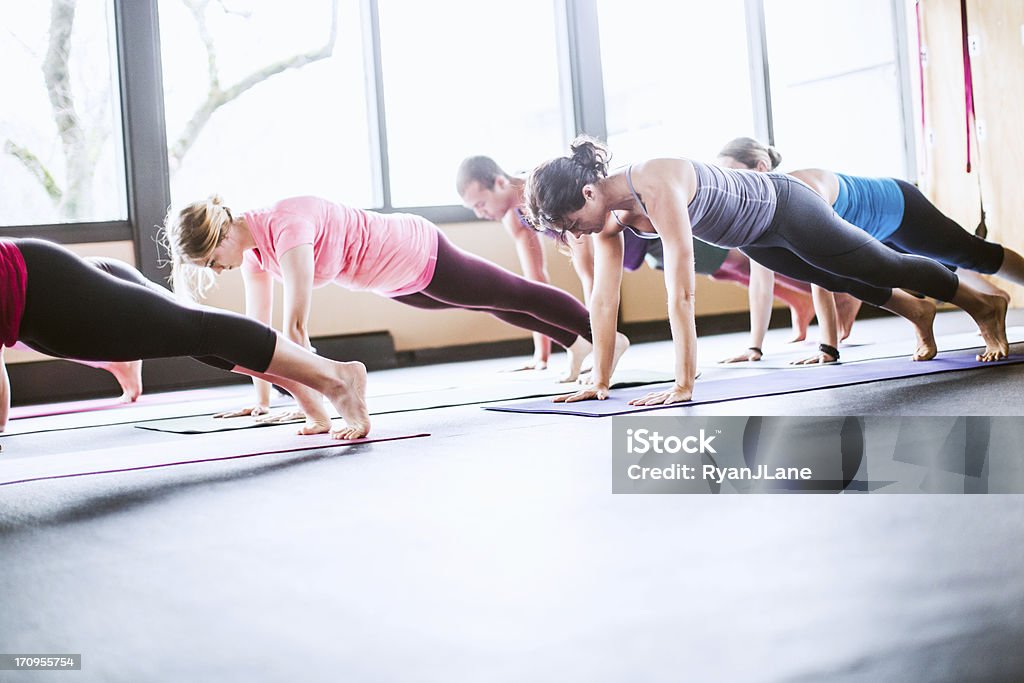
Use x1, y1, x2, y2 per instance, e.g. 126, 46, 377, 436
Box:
483, 350, 1024, 417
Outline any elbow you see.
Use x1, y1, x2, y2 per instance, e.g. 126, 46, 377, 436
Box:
669, 289, 697, 308
590, 293, 619, 313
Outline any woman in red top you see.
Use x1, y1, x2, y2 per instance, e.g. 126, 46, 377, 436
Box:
0, 238, 370, 438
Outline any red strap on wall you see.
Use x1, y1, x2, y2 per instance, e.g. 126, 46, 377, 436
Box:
960, 0, 976, 173
916, 2, 926, 134
959, 0, 988, 236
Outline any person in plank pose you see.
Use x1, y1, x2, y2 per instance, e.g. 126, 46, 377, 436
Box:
716, 136, 1021, 364
458, 154, 821, 347
163, 195, 629, 420
524, 137, 1007, 406
457, 155, 596, 370
0, 238, 370, 437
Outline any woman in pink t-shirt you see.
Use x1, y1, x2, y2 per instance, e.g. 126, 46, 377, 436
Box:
163, 195, 629, 418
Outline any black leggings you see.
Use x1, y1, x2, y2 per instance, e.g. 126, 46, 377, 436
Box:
741, 177, 960, 307
16, 239, 277, 373
882, 179, 1004, 274
392, 232, 592, 348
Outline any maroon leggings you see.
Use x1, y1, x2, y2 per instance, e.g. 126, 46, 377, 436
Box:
392, 232, 592, 348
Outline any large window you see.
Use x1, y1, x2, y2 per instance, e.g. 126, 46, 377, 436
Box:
597, 0, 756, 166
1, 0, 917, 254
763, 0, 908, 176
158, 0, 375, 211
377, 0, 566, 208
0, 0, 128, 226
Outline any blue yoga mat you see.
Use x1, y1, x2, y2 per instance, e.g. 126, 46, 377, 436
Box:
483, 349, 1024, 417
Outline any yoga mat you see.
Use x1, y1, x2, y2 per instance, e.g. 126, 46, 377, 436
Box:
134, 369, 677, 433
483, 349, 1024, 417
1, 389, 294, 437
8, 384, 251, 420
135, 412, 307, 434
707, 326, 1024, 370
0, 430, 429, 487
1, 381, 448, 437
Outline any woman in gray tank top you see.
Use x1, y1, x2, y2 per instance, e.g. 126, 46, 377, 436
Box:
524, 137, 1009, 406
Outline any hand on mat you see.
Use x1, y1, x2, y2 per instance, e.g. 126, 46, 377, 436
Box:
254, 410, 307, 425
213, 404, 270, 419
790, 352, 837, 366
719, 348, 761, 364
628, 384, 692, 406
552, 384, 609, 403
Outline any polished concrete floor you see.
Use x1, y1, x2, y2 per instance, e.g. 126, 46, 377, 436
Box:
1, 311, 1023, 682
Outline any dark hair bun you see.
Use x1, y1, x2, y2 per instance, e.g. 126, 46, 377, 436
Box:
569, 136, 610, 178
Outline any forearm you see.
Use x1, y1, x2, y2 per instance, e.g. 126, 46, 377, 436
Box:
811, 285, 839, 348
569, 237, 596, 305
669, 296, 698, 392
588, 299, 619, 387
747, 263, 775, 350
572, 259, 595, 307
514, 232, 549, 284
243, 275, 275, 406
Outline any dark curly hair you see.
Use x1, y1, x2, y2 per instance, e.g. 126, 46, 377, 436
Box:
524, 136, 611, 238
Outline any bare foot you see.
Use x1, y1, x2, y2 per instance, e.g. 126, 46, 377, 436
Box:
563, 333, 631, 384
325, 361, 370, 439
834, 294, 862, 342
971, 293, 1009, 362
562, 336, 593, 383
101, 360, 143, 402
787, 301, 815, 343
906, 297, 938, 361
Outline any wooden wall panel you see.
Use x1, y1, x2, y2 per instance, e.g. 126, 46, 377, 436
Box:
919, 0, 1024, 302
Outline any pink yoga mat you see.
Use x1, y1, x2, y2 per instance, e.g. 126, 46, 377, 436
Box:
0, 432, 429, 487
8, 385, 249, 420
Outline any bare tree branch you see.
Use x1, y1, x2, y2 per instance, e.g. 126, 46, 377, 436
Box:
182, 0, 220, 91
40, 0, 95, 217
3, 140, 63, 203
168, 0, 339, 170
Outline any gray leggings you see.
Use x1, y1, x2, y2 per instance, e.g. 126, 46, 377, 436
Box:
741, 176, 959, 307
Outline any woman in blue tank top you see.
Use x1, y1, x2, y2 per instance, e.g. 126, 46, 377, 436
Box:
524, 137, 1009, 406
718, 136, 1024, 363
